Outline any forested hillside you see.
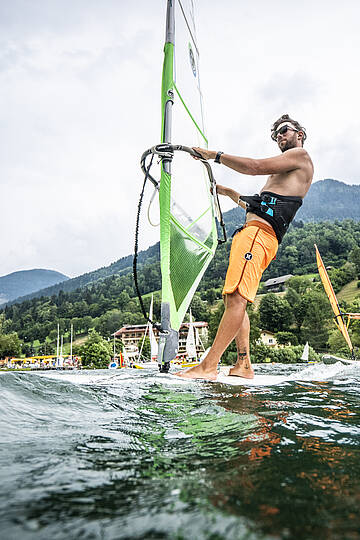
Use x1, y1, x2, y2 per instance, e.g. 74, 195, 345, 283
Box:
1, 220, 360, 357
298, 179, 360, 221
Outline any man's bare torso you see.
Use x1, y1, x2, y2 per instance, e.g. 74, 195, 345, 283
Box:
246, 147, 314, 226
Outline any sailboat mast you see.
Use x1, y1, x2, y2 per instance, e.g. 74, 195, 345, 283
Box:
56, 323, 59, 362
70, 323, 73, 361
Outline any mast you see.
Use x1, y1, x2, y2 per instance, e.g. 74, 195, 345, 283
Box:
56, 323, 59, 364
70, 323, 73, 362
157, 0, 177, 373
163, 0, 175, 149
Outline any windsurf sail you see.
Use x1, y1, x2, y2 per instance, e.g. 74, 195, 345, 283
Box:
138, 0, 226, 373
315, 244, 359, 358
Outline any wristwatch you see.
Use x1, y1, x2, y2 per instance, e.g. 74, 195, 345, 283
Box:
214, 151, 224, 164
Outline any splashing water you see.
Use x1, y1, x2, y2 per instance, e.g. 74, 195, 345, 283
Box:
0, 362, 359, 539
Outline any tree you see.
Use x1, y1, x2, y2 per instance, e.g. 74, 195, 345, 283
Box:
208, 301, 224, 343
327, 329, 350, 357
275, 331, 298, 346
285, 288, 303, 335
259, 294, 293, 333
79, 329, 112, 369
247, 304, 261, 346
0, 313, 12, 334
281, 245, 299, 274
95, 309, 123, 336
252, 342, 273, 363
190, 294, 209, 322
0, 332, 21, 358
139, 336, 151, 361
287, 276, 313, 296
301, 291, 332, 349
349, 246, 360, 278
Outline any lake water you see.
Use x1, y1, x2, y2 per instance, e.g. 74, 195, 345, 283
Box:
1, 362, 360, 539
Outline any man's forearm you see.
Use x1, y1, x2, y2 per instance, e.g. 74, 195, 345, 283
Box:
192, 147, 262, 176
219, 153, 260, 176
222, 186, 240, 204
218, 185, 247, 210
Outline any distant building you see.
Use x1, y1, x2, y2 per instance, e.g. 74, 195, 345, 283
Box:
114, 321, 208, 358
258, 330, 278, 347
264, 274, 293, 292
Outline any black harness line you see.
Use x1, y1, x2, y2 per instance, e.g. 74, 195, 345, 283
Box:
133, 153, 164, 332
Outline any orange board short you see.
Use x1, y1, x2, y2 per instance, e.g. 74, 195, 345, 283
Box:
222, 220, 278, 303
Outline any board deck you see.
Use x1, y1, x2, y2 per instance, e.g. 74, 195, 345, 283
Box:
166, 367, 287, 386
214, 373, 287, 386
165, 360, 360, 387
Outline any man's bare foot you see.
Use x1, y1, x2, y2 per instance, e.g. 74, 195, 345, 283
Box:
175, 364, 218, 381
228, 364, 254, 379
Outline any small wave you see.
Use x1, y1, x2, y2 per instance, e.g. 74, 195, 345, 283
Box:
287, 361, 360, 382
0, 371, 142, 446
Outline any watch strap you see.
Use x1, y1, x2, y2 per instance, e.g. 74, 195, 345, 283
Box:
214, 151, 224, 164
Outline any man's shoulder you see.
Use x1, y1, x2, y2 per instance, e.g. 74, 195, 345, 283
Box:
285, 147, 313, 167
285, 147, 309, 157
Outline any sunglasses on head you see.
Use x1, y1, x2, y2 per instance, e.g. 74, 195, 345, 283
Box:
271, 124, 299, 141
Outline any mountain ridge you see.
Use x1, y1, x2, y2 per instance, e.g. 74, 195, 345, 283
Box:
0, 269, 69, 305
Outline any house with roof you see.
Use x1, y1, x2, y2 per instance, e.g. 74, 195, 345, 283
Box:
264, 274, 293, 293
113, 321, 208, 358
258, 330, 278, 348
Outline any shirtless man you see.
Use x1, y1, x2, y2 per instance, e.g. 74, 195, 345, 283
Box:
176, 114, 314, 381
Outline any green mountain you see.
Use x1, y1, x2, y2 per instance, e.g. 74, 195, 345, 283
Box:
0, 269, 69, 305
5, 178, 360, 307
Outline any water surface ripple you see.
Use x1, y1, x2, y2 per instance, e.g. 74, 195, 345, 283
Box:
1, 362, 359, 539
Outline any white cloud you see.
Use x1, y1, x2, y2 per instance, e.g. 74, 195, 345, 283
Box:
1, 0, 360, 277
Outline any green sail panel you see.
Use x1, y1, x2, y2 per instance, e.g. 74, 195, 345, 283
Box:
169, 217, 215, 327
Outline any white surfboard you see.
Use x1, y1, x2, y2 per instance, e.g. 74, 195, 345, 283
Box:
166, 367, 287, 386
216, 373, 286, 386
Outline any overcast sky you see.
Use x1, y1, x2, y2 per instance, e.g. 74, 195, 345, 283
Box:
1, 0, 360, 278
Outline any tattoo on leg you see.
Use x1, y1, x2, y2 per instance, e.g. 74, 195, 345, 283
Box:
237, 349, 251, 369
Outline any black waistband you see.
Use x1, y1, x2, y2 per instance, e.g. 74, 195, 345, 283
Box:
240, 191, 303, 243
241, 191, 303, 205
